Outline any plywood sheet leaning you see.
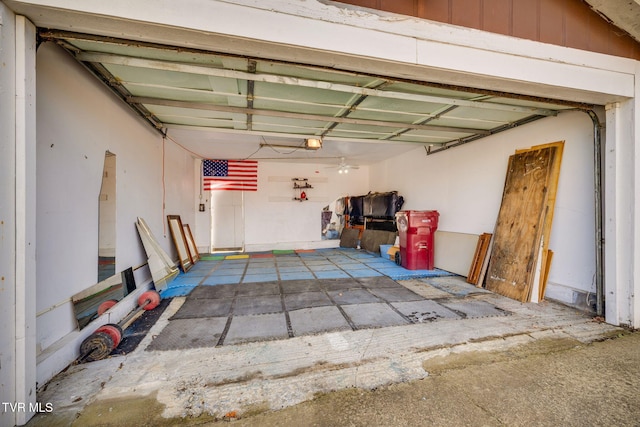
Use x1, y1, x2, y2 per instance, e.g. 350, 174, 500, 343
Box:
467, 233, 492, 286
485, 144, 562, 302
519, 142, 564, 301
136, 217, 179, 293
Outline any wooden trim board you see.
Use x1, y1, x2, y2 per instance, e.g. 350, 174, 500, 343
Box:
467, 233, 492, 286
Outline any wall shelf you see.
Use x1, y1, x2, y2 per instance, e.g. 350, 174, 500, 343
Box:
292, 178, 312, 201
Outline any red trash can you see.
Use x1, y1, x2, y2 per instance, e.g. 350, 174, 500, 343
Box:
395, 210, 439, 270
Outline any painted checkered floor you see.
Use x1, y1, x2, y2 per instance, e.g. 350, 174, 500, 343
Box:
142, 249, 511, 351
160, 248, 454, 298
147, 275, 507, 351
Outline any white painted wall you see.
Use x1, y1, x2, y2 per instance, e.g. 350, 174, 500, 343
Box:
35, 43, 195, 364
370, 111, 599, 306
193, 161, 371, 252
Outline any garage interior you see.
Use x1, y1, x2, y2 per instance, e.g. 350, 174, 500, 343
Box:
3, 0, 640, 425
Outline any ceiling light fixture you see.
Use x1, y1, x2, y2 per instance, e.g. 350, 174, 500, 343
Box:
304, 138, 323, 150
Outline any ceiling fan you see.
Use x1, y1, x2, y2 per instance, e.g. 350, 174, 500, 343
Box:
327, 157, 360, 174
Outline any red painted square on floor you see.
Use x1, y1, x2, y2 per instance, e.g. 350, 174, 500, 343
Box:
251, 253, 274, 258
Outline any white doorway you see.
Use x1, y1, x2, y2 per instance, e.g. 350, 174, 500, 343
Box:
210, 191, 244, 252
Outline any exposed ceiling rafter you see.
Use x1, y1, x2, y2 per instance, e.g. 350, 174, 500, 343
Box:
128, 96, 491, 136
37, 28, 580, 160
75, 51, 560, 117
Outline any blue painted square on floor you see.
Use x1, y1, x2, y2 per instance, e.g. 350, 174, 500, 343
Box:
373, 268, 407, 277
201, 275, 242, 285
303, 259, 333, 265
364, 263, 396, 271
340, 264, 370, 271
349, 252, 377, 259
331, 258, 360, 265
160, 284, 196, 298
276, 261, 303, 268
224, 259, 248, 265
298, 252, 327, 261
315, 270, 350, 279
243, 273, 279, 283
210, 267, 245, 276
280, 271, 315, 281
362, 258, 395, 265
278, 266, 310, 273
308, 264, 339, 272
246, 267, 277, 274
249, 258, 276, 266
188, 265, 215, 274
169, 275, 203, 286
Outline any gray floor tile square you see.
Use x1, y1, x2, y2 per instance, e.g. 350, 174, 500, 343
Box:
171, 298, 233, 319
368, 287, 424, 303
341, 303, 410, 329
190, 284, 237, 299
392, 300, 461, 322
284, 292, 333, 310
440, 300, 508, 318
224, 313, 289, 345
328, 289, 381, 305
357, 276, 402, 289
426, 277, 492, 297
146, 317, 227, 351
236, 281, 280, 296
281, 280, 322, 294
398, 279, 453, 299
318, 278, 362, 291
234, 295, 283, 315
289, 306, 351, 336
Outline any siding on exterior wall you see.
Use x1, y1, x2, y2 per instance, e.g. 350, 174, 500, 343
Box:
335, 0, 640, 60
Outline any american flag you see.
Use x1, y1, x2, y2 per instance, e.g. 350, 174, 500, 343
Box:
202, 159, 258, 191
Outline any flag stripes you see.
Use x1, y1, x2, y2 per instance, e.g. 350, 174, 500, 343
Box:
202, 159, 258, 191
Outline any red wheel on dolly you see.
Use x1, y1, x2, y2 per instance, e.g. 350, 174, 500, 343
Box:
138, 290, 161, 310
97, 299, 118, 316
95, 323, 123, 348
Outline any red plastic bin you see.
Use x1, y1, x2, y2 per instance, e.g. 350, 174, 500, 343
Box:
395, 210, 439, 270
